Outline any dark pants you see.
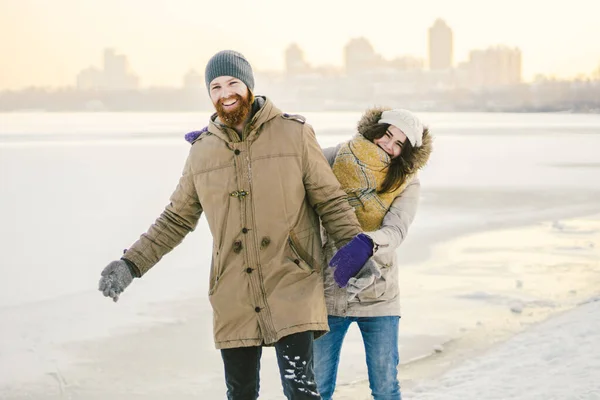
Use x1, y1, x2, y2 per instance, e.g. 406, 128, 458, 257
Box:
220, 331, 321, 400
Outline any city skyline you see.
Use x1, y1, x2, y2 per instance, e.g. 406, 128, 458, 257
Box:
2, 0, 600, 90
77, 32, 523, 93
10, 31, 588, 93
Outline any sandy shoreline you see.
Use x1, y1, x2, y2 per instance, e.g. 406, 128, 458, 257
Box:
2, 201, 600, 399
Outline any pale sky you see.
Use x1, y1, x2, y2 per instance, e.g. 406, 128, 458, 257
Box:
1, 0, 599, 90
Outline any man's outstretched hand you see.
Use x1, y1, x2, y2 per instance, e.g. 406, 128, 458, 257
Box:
98, 260, 134, 302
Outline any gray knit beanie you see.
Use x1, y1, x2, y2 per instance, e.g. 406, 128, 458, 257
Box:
205, 50, 255, 92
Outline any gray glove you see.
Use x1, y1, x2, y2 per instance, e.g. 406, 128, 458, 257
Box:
347, 259, 382, 301
98, 260, 134, 302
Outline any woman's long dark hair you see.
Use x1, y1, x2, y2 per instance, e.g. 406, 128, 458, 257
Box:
361, 123, 418, 194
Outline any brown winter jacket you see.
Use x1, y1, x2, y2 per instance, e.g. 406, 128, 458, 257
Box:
123, 97, 362, 349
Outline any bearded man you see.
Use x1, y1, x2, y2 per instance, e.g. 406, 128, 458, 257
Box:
97, 50, 374, 399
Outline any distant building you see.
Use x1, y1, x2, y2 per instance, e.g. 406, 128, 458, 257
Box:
76, 48, 139, 91
344, 37, 381, 74
467, 45, 522, 89
593, 64, 600, 81
285, 43, 310, 75
76, 67, 103, 91
428, 19, 453, 70
183, 69, 203, 90
389, 56, 425, 71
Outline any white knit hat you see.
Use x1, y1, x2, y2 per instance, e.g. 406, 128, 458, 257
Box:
378, 109, 424, 147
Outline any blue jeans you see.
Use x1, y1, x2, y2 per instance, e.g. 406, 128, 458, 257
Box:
314, 315, 401, 400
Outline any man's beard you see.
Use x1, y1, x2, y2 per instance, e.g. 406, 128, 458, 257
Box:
215, 93, 252, 127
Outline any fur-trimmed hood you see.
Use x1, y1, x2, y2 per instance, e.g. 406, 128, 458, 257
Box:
356, 106, 433, 175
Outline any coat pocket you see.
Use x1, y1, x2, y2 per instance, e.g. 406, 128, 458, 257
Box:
209, 246, 223, 296
289, 230, 321, 272
210, 194, 231, 296
352, 262, 391, 303
217, 196, 231, 250
288, 230, 317, 273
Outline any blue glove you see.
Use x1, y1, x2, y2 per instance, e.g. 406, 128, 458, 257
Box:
329, 233, 374, 287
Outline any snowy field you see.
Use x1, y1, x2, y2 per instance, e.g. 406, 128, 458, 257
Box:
1, 111, 600, 399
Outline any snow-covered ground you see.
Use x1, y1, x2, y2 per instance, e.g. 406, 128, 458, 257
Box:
404, 297, 600, 400
2, 112, 600, 399
331, 214, 600, 400
334, 298, 600, 400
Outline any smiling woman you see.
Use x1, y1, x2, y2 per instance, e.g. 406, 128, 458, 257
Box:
373, 126, 407, 159
315, 106, 433, 400
359, 109, 428, 194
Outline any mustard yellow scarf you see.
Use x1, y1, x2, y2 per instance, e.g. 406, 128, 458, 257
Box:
332, 135, 405, 231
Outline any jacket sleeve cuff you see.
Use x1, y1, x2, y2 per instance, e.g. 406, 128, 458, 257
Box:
364, 231, 387, 255
121, 257, 141, 278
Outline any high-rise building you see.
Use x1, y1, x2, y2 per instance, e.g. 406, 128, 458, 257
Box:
593, 63, 600, 81
344, 37, 378, 74
76, 48, 139, 91
102, 49, 138, 90
183, 69, 203, 90
390, 56, 425, 71
76, 67, 103, 90
468, 45, 522, 88
285, 43, 310, 75
428, 19, 453, 70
